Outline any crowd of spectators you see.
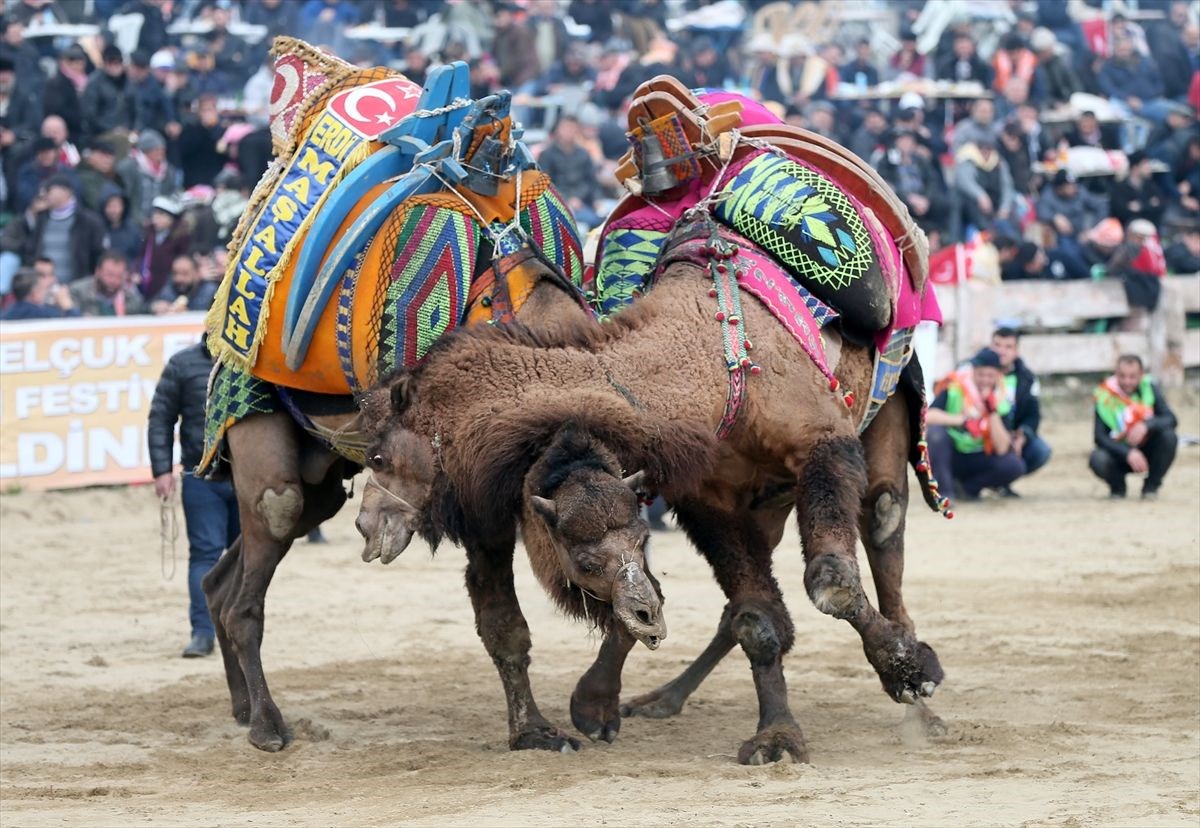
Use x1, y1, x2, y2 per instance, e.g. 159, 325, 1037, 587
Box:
1, 0, 1198, 322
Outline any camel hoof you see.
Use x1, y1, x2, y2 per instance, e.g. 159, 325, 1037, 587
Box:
249, 720, 292, 752
920, 681, 937, 697
737, 723, 809, 766
570, 690, 621, 744
619, 689, 686, 720
510, 725, 581, 753
804, 554, 864, 619
867, 634, 945, 705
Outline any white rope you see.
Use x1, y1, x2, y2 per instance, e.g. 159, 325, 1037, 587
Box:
159, 494, 178, 580
365, 473, 413, 508
411, 97, 472, 119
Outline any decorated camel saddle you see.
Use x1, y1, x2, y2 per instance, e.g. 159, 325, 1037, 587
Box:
199, 39, 588, 473
594, 77, 947, 513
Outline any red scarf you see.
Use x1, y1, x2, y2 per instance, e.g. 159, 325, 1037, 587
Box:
1130, 237, 1166, 277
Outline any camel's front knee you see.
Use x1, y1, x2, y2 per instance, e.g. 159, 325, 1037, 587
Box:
869, 489, 904, 547
256, 485, 303, 541
732, 604, 792, 665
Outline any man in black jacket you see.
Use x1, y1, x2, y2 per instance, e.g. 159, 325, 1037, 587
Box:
1088, 354, 1177, 499
989, 327, 1052, 496
147, 340, 239, 658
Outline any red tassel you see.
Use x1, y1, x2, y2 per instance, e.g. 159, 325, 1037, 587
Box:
843, 392, 855, 408
708, 288, 718, 298
829, 377, 840, 391
729, 316, 739, 325
715, 311, 725, 322
749, 365, 762, 375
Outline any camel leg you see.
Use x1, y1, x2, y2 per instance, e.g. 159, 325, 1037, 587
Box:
203, 535, 250, 724
860, 395, 946, 734
674, 500, 808, 765
571, 627, 635, 742
620, 604, 736, 719
464, 537, 581, 753
619, 502, 789, 720
215, 414, 348, 752
797, 437, 944, 707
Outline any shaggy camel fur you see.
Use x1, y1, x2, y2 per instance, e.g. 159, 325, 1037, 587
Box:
378, 251, 944, 764
201, 255, 590, 752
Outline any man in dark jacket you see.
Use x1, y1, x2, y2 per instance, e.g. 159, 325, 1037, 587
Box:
537, 115, 601, 229
42, 44, 88, 142
1, 172, 105, 284
127, 50, 176, 137
0, 266, 78, 319
989, 328, 1051, 495
1089, 353, 1177, 499
81, 44, 136, 142
148, 339, 238, 657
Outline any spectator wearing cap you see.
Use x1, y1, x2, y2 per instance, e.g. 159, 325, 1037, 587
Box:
877, 126, 949, 241
1147, 104, 1197, 173
13, 136, 75, 213
128, 49, 177, 138
98, 182, 143, 265
1110, 218, 1167, 311
69, 249, 145, 316
926, 348, 1027, 502
1089, 353, 1177, 500
75, 140, 123, 213
839, 39, 879, 90
893, 94, 945, 157
1, 172, 105, 287
989, 327, 1052, 494
1030, 28, 1081, 105
1112, 151, 1167, 228
1037, 168, 1108, 277
42, 44, 89, 141
116, 129, 178, 228
177, 95, 228, 189
138, 195, 190, 301
935, 32, 991, 87
81, 44, 136, 143
955, 135, 1016, 234
992, 32, 1037, 97
0, 266, 77, 319
117, 0, 171, 56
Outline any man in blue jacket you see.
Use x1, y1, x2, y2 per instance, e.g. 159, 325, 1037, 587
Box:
1097, 37, 1175, 129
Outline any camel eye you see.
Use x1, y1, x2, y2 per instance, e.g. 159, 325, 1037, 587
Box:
368, 454, 385, 471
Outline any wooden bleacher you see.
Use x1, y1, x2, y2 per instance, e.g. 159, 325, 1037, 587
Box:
936, 276, 1200, 386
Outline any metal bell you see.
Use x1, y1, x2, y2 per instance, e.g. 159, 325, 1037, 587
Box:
638, 131, 677, 196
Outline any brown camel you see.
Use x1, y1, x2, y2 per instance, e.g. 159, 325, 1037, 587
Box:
200, 252, 591, 752
372, 220, 945, 763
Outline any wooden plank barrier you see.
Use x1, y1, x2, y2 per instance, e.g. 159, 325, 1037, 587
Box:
934, 275, 1200, 387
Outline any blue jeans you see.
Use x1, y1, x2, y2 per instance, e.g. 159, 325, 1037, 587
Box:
181, 472, 240, 639
1021, 433, 1052, 475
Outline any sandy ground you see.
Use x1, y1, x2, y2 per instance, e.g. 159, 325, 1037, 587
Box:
1, 395, 1198, 827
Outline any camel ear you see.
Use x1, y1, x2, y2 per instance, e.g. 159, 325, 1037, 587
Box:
389, 375, 413, 414
622, 470, 646, 492
530, 495, 558, 527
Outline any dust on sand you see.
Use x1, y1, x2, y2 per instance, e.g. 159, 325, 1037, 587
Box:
1, 400, 1198, 827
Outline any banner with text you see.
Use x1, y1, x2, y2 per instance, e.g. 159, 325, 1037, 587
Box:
0, 314, 206, 490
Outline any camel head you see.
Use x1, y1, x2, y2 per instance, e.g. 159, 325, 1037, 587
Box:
526, 427, 667, 650
356, 427, 437, 564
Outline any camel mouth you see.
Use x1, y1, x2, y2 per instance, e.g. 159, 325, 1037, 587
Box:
359, 516, 415, 564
